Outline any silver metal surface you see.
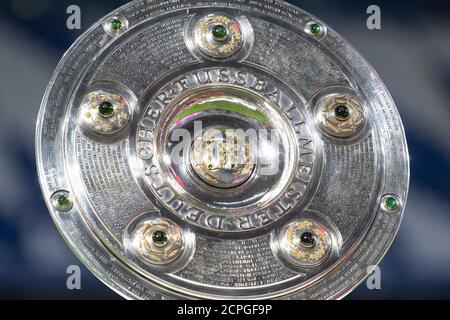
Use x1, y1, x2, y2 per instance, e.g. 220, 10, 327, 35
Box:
36, 0, 409, 300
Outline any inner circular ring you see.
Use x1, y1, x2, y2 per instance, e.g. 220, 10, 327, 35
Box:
136, 68, 317, 233
155, 86, 295, 213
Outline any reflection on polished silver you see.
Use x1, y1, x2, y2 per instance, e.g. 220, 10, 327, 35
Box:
280, 219, 332, 268
51, 190, 73, 212
130, 217, 185, 266
79, 90, 130, 135
37, 0, 409, 300
317, 93, 366, 139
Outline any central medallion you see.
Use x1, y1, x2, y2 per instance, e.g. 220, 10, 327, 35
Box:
190, 122, 257, 189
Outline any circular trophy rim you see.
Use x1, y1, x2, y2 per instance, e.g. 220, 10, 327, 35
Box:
36, 0, 409, 300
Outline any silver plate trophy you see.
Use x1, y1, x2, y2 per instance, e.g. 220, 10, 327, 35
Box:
36, 0, 409, 300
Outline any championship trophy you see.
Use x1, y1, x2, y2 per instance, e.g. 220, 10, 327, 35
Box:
36, 0, 409, 299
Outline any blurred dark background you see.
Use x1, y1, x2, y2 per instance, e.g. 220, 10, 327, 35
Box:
0, 0, 449, 299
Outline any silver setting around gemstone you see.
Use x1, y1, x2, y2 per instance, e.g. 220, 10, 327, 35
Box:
381, 194, 402, 214
130, 217, 185, 266
279, 219, 332, 268
305, 20, 326, 37
51, 190, 73, 213
79, 90, 130, 135
188, 13, 254, 60
317, 93, 366, 139
103, 15, 129, 36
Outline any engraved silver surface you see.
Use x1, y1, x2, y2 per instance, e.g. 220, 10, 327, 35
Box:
36, 0, 409, 300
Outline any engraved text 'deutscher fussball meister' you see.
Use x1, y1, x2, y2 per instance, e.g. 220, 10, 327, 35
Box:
36, 0, 409, 300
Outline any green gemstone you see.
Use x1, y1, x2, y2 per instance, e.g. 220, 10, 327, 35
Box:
111, 19, 123, 31
385, 197, 398, 210
152, 230, 168, 245
57, 195, 70, 208
310, 23, 322, 35
300, 232, 316, 248
212, 25, 228, 40
98, 101, 114, 117
335, 105, 350, 120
